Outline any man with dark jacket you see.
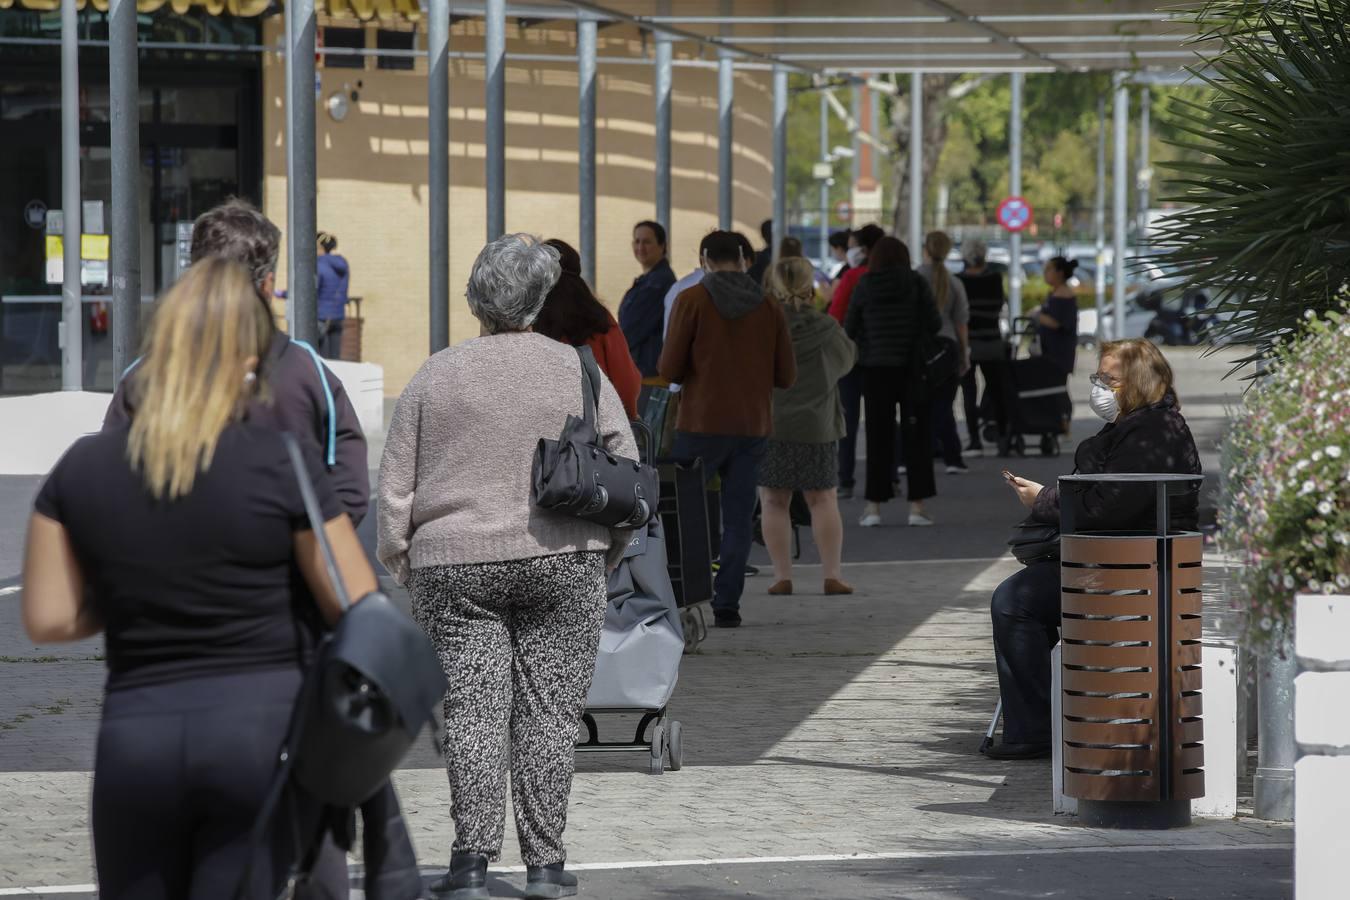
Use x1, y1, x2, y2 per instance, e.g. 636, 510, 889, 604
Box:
101, 199, 417, 899
104, 200, 369, 523
660, 230, 797, 628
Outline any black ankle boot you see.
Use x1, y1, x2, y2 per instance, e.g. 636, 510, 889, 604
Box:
524, 862, 578, 899
429, 852, 489, 899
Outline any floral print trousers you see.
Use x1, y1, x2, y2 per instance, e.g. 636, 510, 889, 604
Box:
409, 552, 607, 867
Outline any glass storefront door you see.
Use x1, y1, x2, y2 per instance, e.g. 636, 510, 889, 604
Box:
0, 49, 260, 394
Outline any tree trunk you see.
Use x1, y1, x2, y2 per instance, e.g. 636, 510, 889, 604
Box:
890, 74, 958, 241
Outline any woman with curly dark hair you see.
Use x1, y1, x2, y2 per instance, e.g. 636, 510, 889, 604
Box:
536, 239, 642, 418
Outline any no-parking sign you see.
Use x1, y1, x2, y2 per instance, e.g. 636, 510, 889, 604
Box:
996, 196, 1033, 233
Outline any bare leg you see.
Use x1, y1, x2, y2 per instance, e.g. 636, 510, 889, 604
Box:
758, 487, 794, 583
804, 488, 844, 582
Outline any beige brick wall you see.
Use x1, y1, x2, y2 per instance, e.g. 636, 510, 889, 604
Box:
261, 19, 774, 395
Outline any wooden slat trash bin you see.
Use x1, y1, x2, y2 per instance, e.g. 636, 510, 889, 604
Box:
1058, 473, 1205, 828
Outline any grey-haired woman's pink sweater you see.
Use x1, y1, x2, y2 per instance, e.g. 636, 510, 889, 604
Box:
376, 331, 638, 583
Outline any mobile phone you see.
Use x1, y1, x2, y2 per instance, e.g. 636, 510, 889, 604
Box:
1001, 470, 1017, 484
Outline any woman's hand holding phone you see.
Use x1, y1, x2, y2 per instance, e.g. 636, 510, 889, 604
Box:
1001, 470, 1045, 508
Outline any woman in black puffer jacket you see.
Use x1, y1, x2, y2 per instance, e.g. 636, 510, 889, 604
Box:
844, 236, 942, 528
985, 339, 1202, 760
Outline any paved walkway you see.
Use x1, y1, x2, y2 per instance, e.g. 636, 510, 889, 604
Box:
0, 348, 1292, 898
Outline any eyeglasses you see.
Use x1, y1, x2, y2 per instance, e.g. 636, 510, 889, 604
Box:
1089, 373, 1118, 389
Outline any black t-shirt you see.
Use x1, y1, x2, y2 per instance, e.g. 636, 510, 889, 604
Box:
34, 421, 342, 691
1038, 294, 1080, 375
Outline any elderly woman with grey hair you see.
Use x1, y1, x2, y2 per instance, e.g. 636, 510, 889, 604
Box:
377, 234, 637, 900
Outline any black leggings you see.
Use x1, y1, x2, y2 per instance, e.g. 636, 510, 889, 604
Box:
92, 668, 343, 900
861, 366, 935, 504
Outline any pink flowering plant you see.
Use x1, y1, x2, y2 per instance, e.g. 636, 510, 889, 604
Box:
1221, 303, 1350, 644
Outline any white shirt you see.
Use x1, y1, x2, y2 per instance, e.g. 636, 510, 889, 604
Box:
662, 269, 705, 338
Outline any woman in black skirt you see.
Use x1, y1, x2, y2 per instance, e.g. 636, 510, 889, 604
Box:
757, 257, 858, 596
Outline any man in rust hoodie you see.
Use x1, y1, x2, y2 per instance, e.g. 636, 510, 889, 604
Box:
659, 230, 797, 628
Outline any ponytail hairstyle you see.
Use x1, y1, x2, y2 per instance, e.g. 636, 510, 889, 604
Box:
924, 230, 954, 312
128, 257, 276, 500
1048, 256, 1080, 282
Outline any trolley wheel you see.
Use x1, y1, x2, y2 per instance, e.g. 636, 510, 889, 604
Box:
1013, 434, 1027, 456
1039, 434, 1059, 457
649, 723, 665, 775
667, 720, 684, 771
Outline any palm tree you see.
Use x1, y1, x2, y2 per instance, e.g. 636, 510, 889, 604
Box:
1158, 0, 1350, 358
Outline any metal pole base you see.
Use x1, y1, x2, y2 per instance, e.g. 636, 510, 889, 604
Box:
1253, 766, 1295, 822
1076, 799, 1191, 830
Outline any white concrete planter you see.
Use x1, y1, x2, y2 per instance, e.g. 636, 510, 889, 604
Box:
1295, 592, 1350, 900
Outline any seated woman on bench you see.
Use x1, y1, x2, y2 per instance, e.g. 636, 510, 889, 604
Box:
985, 339, 1202, 760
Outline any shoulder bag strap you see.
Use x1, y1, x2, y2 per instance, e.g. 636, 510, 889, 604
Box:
575, 345, 601, 430
281, 432, 351, 612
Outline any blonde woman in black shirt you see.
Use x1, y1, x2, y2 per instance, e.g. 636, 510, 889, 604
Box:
22, 258, 376, 898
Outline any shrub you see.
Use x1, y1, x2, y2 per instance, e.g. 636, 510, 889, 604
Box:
1221, 302, 1350, 645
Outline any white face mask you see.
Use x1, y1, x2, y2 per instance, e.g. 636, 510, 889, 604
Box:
1089, 382, 1119, 422
846, 246, 865, 268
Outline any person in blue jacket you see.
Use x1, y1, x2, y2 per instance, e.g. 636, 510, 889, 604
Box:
316, 231, 350, 360
618, 220, 676, 377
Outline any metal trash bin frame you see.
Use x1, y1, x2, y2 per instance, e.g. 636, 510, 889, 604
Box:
1059, 473, 1205, 828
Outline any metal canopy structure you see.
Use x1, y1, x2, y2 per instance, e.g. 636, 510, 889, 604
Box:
64, 0, 1213, 390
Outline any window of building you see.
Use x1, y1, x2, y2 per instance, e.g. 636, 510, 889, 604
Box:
376, 29, 416, 71
323, 26, 366, 70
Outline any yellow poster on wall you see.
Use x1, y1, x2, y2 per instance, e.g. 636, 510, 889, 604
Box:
81, 234, 111, 261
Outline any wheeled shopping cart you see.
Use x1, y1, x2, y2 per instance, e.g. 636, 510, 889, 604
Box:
983, 316, 1069, 457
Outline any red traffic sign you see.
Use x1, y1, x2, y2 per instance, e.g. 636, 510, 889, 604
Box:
834, 199, 853, 222
996, 196, 1033, 233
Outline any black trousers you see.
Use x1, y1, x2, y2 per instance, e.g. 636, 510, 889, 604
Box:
861, 366, 935, 504
92, 668, 345, 900
837, 367, 863, 489
962, 360, 1009, 447
931, 375, 963, 467
990, 560, 1061, 744
318, 319, 345, 360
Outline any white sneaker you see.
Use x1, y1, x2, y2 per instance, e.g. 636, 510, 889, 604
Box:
860, 513, 882, 527
908, 512, 934, 527
945, 463, 968, 475
895, 466, 908, 476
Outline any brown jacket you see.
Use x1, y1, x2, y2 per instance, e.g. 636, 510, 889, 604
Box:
658, 273, 797, 438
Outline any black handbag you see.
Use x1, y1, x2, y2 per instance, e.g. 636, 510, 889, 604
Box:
1007, 514, 1061, 565
918, 334, 960, 386
533, 346, 659, 529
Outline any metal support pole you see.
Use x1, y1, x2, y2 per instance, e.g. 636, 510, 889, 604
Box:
428, 0, 450, 353
109, 0, 140, 377
1136, 86, 1151, 254
485, 0, 506, 240
771, 65, 787, 262
1112, 72, 1129, 341
908, 71, 923, 257
60, 0, 83, 390
1008, 71, 1023, 322
1094, 93, 1106, 338
717, 50, 734, 230
1255, 623, 1296, 821
285, 0, 317, 344
653, 35, 672, 241
578, 15, 598, 287
850, 83, 861, 188
818, 91, 828, 263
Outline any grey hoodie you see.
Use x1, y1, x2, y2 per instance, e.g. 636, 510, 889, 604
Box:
702, 270, 765, 320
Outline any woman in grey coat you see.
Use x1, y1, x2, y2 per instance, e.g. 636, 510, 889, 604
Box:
757, 257, 858, 596
377, 234, 638, 900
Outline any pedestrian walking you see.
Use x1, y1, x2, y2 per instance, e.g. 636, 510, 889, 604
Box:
378, 234, 638, 900
536, 238, 642, 418
98, 199, 420, 899
986, 340, 1200, 760
826, 223, 885, 498
22, 258, 378, 899
316, 231, 350, 360
757, 257, 857, 597
844, 236, 941, 528
659, 230, 797, 628
957, 238, 1009, 455
618, 220, 676, 377
1036, 256, 1081, 434
917, 231, 972, 474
